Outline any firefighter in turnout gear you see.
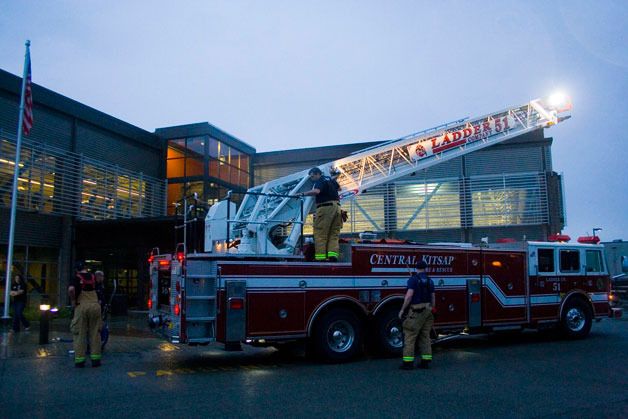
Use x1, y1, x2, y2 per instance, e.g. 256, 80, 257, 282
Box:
398, 260, 436, 370
299, 167, 343, 262
68, 262, 103, 368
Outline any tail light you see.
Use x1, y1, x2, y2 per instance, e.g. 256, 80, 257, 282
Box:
148, 298, 153, 309
229, 297, 244, 310
176, 251, 185, 263
174, 303, 180, 316
471, 293, 480, 303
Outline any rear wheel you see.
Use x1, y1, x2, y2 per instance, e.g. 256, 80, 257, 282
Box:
560, 298, 592, 339
313, 308, 363, 362
373, 308, 403, 357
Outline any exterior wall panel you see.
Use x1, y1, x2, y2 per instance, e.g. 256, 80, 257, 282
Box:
0, 208, 62, 247
465, 145, 544, 176
76, 122, 161, 177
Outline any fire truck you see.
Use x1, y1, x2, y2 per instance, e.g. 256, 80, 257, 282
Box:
148, 94, 621, 361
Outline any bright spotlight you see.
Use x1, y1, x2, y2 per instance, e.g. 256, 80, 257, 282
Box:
548, 91, 568, 108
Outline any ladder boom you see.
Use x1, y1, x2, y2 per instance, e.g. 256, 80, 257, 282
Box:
205, 95, 571, 256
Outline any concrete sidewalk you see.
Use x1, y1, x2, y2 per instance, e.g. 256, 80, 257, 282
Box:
0, 314, 163, 360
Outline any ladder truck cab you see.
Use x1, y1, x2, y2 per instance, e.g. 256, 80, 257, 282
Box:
147, 94, 619, 361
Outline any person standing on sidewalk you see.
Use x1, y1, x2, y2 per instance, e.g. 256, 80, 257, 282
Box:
10, 273, 30, 333
68, 262, 102, 368
299, 167, 343, 262
398, 260, 436, 370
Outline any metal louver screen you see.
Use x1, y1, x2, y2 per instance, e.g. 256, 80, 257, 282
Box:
301, 171, 550, 235
0, 131, 166, 220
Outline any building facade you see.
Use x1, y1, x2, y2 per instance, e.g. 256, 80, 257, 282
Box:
0, 68, 168, 307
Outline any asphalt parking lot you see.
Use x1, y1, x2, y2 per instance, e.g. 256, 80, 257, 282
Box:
0, 316, 626, 418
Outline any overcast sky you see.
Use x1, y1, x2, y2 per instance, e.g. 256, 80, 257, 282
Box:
1, 1, 626, 240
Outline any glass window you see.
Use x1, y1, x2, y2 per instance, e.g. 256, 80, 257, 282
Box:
538, 248, 554, 273
239, 169, 249, 188
231, 148, 241, 169
167, 181, 204, 215
208, 158, 219, 177
240, 154, 250, 173
230, 166, 240, 185
185, 156, 204, 177
186, 136, 206, 157
209, 139, 219, 159
167, 183, 184, 215
585, 250, 603, 273
560, 250, 580, 273
219, 161, 230, 182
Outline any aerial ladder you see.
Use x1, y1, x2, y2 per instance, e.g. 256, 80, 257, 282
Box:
204, 94, 572, 257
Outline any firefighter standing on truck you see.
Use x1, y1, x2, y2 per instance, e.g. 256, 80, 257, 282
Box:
299, 167, 343, 262
68, 262, 102, 368
398, 260, 436, 370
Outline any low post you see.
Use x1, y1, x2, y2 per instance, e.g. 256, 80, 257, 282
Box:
39, 297, 50, 345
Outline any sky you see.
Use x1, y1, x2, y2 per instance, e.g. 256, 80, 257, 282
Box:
1, 0, 626, 240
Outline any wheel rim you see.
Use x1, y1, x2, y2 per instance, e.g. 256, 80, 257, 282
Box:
565, 307, 586, 332
385, 320, 403, 349
326, 320, 355, 353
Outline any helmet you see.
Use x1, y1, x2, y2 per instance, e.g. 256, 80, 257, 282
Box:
416, 260, 428, 270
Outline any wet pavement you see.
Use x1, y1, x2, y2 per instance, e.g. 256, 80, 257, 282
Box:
0, 316, 626, 418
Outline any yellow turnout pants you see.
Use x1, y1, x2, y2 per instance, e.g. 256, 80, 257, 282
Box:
313, 202, 342, 261
71, 290, 102, 364
402, 304, 433, 362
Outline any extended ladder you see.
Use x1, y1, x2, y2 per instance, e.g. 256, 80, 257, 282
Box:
206, 95, 571, 256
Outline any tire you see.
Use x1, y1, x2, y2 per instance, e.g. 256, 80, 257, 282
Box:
560, 298, 593, 339
313, 308, 363, 362
373, 308, 403, 357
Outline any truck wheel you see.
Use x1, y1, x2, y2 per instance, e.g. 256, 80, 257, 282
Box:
313, 308, 363, 362
561, 298, 592, 339
374, 308, 403, 357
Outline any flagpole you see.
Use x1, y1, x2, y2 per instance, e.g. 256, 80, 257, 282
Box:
2, 40, 31, 322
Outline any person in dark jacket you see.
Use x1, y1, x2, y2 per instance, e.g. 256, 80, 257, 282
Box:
299, 167, 343, 262
398, 260, 436, 369
10, 273, 30, 333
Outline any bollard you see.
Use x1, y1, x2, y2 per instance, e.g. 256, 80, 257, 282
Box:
39, 302, 50, 344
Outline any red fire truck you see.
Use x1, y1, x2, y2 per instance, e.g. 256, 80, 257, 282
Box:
148, 94, 621, 361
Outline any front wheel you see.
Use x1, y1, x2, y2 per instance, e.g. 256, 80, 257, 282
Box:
313, 308, 363, 362
560, 298, 592, 339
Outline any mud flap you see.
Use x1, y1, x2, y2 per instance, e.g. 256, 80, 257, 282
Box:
468, 278, 482, 328
225, 280, 246, 349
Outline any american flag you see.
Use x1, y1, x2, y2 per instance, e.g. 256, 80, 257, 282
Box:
22, 50, 33, 135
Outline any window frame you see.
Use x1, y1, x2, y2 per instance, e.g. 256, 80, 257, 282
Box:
537, 248, 556, 274
559, 249, 581, 274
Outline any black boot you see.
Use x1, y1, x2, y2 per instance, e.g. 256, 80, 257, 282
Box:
327, 256, 338, 262
92, 359, 101, 368
418, 360, 430, 369
399, 361, 414, 370
75, 361, 85, 368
